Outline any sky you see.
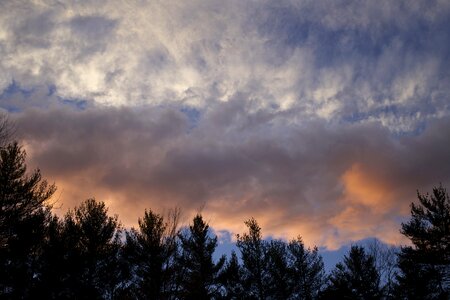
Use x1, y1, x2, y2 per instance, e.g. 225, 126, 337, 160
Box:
1, 0, 450, 254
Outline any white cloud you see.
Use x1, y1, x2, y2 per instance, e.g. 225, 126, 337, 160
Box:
0, 0, 448, 131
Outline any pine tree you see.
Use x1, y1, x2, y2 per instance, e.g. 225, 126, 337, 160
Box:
288, 236, 325, 299
33, 215, 68, 298
219, 251, 245, 299
321, 245, 381, 300
177, 214, 225, 299
236, 218, 267, 300
395, 185, 450, 299
124, 209, 179, 299
76, 199, 123, 298
265, 239, 291, 299
38, 199, 122, 299
0, 142, 55, 298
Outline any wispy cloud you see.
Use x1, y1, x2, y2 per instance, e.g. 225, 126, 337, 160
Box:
1, 0, 449, 129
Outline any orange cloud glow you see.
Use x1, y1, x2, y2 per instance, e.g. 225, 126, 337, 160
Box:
14, 108, 450, 250
341, 163, 395, 212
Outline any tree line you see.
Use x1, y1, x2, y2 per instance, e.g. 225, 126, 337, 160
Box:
0, 134, 449, 298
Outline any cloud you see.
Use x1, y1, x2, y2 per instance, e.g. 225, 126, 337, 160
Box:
0, 0, 448, 131
1, 0, 449, 249
12, 105, 450, 249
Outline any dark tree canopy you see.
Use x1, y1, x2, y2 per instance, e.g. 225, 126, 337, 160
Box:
37, 199, 122, 299
322, 245, 381, 300
124, 209, 180, 299
288, 237, 326, 299
395, 185, 450, 299
265, 239, 291, 299
219, 251, 245, 299
0, 142, 55, 298
401, 185, 450, 260
0, 142, 55, 246
177, 214, 226, 299
236, 218, 268, 300
0, 113, 14, 147
70, 199, 122, 298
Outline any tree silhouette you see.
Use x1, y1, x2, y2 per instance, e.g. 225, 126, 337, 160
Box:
37, 199, 122, 299
395, 185, 450, 299
288, 236, 325, 299
0, 142, 55, 298
236, 218, 267, 300
34, 215, 70, 298
321, 245, 381, 300
177, 214, 225, 299
218, 251, 245, 299
0, 113, 14, 147
124, 209, 180, 299
367, 238, 398, 299
265, 239, 292, 299
237, 221, 325, 299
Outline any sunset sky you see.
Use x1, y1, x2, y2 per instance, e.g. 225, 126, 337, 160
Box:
1, 0, 450, 257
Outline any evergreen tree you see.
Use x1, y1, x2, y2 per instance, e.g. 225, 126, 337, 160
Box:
177, 214, 225, 299
0, 142, 55, 298
0, 114, 13, 147
395, 185, 450, 299
288, 237, 325, 299
236, 218, 267, 300
74, 199, 122, 299
38, 199, 122, 299
124, 209, 179, 299
265, 239, 291, 299
219, 251, 245, 299
33, 215, 69, 298
321, 245, 381, 300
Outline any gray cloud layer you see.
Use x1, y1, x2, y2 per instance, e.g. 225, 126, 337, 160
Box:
14, 105, 450, 248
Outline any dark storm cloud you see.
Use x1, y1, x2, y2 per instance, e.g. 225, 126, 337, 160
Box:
12, 104, 450, 248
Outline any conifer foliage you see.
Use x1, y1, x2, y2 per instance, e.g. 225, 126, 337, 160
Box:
177, 214, 225, 299
36, 199, 122, 299
321, 245, 381, 299
0, 142, 55, 298
395, 185, 450, 299
236, 219, 326, 299
237, 218, 268, 299
124, 209, 179, 299
288, 237, 326, 299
